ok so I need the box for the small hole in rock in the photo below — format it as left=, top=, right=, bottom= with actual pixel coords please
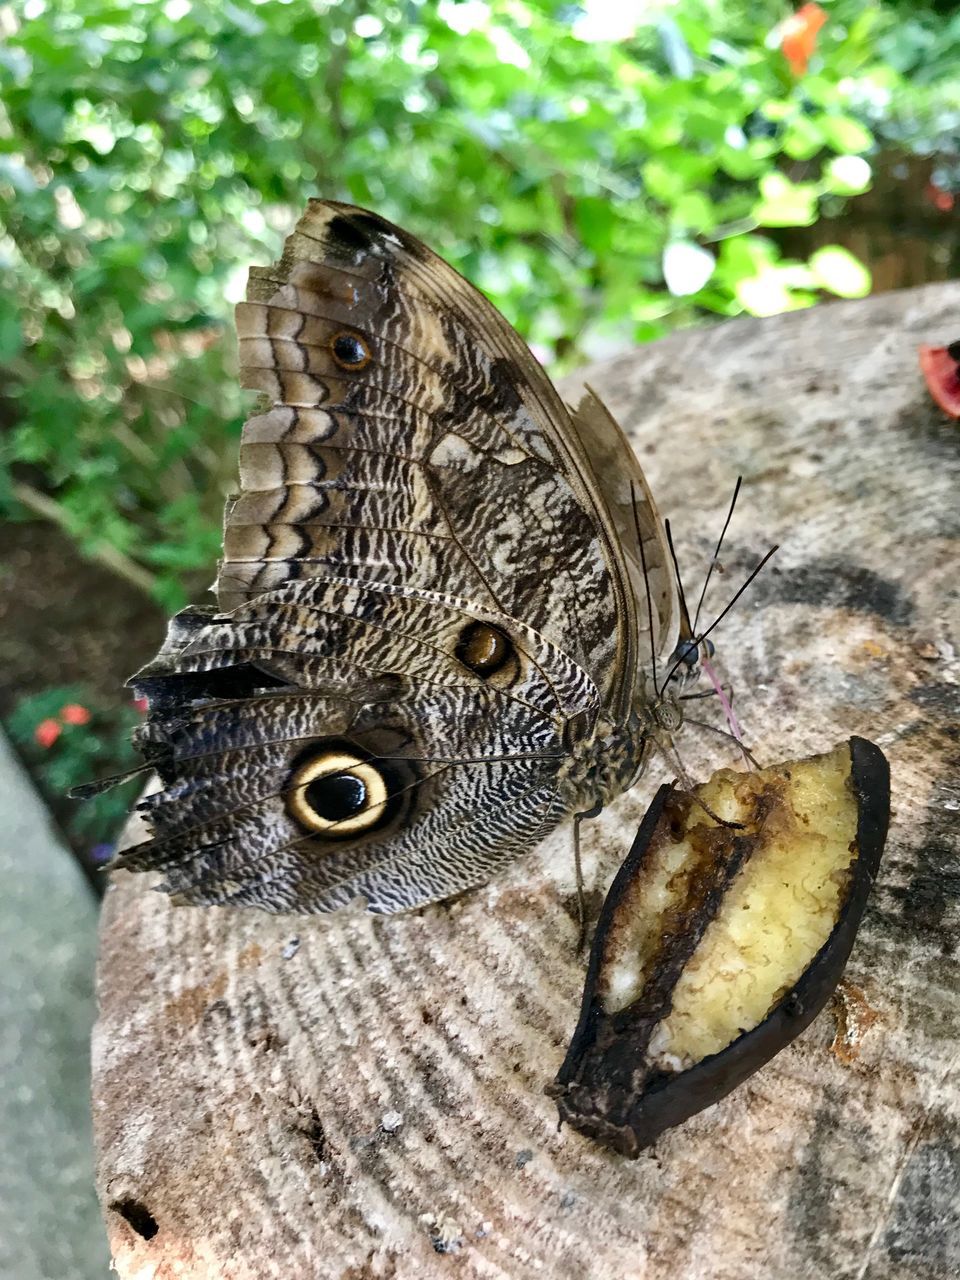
left=302, top=1106, right=328, bottom=1164
left=111, top=1198, right=159, bottom=1240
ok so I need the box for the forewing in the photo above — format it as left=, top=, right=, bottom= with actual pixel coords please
left=226, top=199, right=638, bottom=711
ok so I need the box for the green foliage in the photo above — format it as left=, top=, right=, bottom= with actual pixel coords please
left=4, top=685, right=143, bottom=855
left=0, top=0, right=940, bottom=604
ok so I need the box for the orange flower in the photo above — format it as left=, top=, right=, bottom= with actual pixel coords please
left=781, top=3, right=827, bottom=77
left=35, top=718, right=62, bottom=748
left=60, top=703, right=92, bottom=725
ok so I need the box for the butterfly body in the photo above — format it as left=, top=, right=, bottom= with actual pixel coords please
left=558, top=711, right=652, bottom=815
left=117, top=201, right=686, bottom=915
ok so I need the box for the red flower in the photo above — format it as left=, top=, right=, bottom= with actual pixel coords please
left=926, top=182, right=955, bottom=213
left=60, top=703, right=92, bottom=725
left=35, top=718, right=62, bottom=748
left=780, top=3, right=827, bottom=77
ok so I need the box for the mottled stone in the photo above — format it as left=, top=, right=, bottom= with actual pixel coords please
left=0, top=733, right=110, bottom=1279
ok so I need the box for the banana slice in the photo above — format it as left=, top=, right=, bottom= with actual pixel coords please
left=551, top=737, right=890, bottom=1156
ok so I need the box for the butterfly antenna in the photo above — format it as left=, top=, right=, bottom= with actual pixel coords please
left=661, top=542, right=778, bottom=692
left=695, top=543, right=778, bottom=648
left=692, top=475, right=742, bottom=639
left=664, top=516, right=698, bottom=696
left=631, top=480, right=659, bottom=695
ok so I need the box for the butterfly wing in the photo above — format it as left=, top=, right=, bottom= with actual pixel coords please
left=121, top=579, right=595, bottom=912
left=225, top=199, right=662, bottom=716
left=567, top=388, right=679, bottom=674
left=122, top=201, right=671, bottom=912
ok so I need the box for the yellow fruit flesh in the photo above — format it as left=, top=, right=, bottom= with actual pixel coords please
left=602, top=745, right=859, bottom=1070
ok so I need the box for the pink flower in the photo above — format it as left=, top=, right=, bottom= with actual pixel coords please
left=133, top=696, right=148, bottom=714
left=60, top=703, right=92, bottom=726
left=35, top=718, right=62, bottom=748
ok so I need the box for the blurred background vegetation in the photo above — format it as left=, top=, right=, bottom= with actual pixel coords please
left=1, top=0, right=959, bottom=869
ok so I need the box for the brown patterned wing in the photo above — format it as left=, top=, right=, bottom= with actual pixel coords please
left=120, top=201, right=674, bottom=913
left=225, top=199, right=648, bottom=717
left=121, top=579, right=597, bottom=913
left=568, top=388, right=679, bottom=669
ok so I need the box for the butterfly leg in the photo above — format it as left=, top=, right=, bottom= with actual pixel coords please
left=679, top=678, right=760, bottom=769
left=659, top=731, right=745, bottom=829
left=678, top=683, right=734, bottom=703
left=573, top=803, right=602, bottom=953
left=682, top=715, right=762, bottom=770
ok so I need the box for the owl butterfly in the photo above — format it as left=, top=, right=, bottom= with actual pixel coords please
left=116, top=200, right=720, bottom=914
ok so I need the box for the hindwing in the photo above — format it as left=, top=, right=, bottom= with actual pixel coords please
left=121, top=579, right=597, bottom=912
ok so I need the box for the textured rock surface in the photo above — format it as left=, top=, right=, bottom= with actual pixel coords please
left=0, top=732, right=110, bottom=1280
left=94, top=283, right=960, bottom=1279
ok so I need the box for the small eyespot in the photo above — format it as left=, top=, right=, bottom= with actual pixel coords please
left=455, top=621, right=514, bottom=679
left=288, top=747, right=389, bottom=838
left=330, top=330, right=372, bottom=370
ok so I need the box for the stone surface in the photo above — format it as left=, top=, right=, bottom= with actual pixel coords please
left=93, top=283, right=960, bottom=1279
left=0, top=732, right=110, bottom=1279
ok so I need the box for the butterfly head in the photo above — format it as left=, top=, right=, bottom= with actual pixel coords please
left=635, top=670, right=684, bottom=735
left=667, top=635, right=716, bottom=686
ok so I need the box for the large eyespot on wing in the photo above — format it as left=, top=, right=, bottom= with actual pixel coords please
left=223, top=199, right=647, bottom=718
left=117, top=577, right=601, bottom=913
left=117, top=686, right=568, bottom=915
left=286, top=739, right=404, bottom=839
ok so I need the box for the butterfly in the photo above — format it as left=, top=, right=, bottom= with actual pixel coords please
left=113, top=199, right=714, bottom=915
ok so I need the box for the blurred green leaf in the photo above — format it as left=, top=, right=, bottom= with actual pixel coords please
left=823, top=154, right=873, bottom=196
left=0, top=0, right=943, bottom=606
left=819, top=114, right=874, bottom=154
left=0, top=303, right=23, bottom=360
left=809, top=245, right=873, bottom=298
left=753, top=173, right=820, bottom=226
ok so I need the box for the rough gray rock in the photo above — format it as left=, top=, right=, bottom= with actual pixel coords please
left=0, top=733, right=110, bottom=1279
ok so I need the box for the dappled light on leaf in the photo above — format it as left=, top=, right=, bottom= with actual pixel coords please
left=809, top=246, right=872, bottom=298
left=662, top=242, right=715, bottom=297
